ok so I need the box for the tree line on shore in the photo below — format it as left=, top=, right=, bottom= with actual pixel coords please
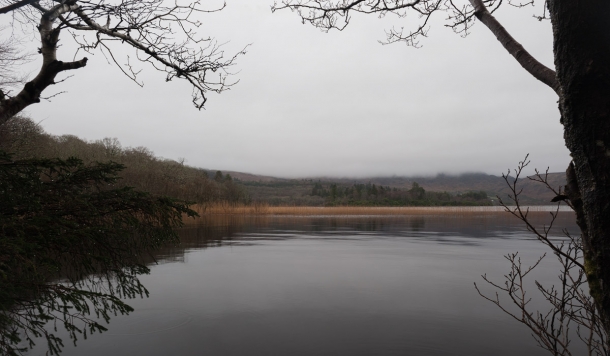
left=310, top=182, right=491, bottom=206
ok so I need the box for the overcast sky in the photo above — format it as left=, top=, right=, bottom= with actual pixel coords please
left=20, top=0, right=569, bottom=178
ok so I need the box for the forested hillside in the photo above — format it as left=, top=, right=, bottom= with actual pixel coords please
left=1, top=116, right=564, bottom=207
left=0, top=117, right=248, bottom=206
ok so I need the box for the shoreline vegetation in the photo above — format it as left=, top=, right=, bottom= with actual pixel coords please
left=1, top=117, right=564, bottom=210
left=191, top=203, right=573, bottom=216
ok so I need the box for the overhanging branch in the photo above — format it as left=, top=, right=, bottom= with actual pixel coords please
left=0, top=2, right=88, bottom=124
left=469, top=0, right=560, bottom=94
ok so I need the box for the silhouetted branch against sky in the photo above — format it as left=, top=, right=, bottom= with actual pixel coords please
left=0, top=0, right=248, bottom=123
left=2, top=0, right=568, bottom=177
left=272, top=0, right=558, bottom=92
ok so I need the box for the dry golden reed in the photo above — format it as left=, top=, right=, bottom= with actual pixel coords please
left=191, top=202, right=570, bottom=216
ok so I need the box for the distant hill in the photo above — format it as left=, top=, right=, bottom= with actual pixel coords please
left=358, top=172, right=566, bottom=205
left=224, top=171, right=566, bottom=206
left=1, top=116, right=564, bottom=207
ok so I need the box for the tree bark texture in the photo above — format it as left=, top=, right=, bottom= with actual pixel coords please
left=548, top=0, right=610, bottom=335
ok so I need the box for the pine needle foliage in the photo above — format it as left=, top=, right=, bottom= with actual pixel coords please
left=0, top=151, right=197, bottom=355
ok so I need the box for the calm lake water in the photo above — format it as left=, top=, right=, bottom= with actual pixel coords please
left=27, top=210, right=579, bottom=356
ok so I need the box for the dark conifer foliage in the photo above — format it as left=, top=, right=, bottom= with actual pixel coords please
left=0, top=151, right=197, bottom=355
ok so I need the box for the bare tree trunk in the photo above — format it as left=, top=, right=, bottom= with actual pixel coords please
left=0, top=3, right=87, bottom=125
left=548, top=0, right=610, bottom=337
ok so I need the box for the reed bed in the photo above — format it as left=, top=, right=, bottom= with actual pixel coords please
left=191, top=203, right=572, bottom=216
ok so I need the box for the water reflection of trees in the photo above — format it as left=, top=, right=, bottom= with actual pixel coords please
left=5, top=211, right=577, bottom=355
left=153, top=212, right=579, bottom=264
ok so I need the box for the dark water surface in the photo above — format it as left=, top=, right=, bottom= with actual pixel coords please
left=27, top=211, right=579, bottom=356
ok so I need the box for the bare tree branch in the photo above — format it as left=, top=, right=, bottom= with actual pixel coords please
left=468, top=0, right=559, bottom=93
left=0, top=0, right=247, bottom=124
left=496, top=155, right=584, bottom=270
left=273, top=0, right=559, bottom=93
left=477, top=156, right=609, bottom=355
left=0, top=2, right=87, bottom=124
left=0, top=34, right=31, bottom=93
